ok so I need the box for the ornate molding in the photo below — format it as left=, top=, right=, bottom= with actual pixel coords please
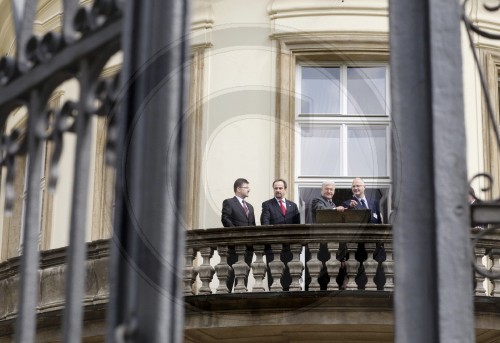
left=267, top=0, right=388, bottom=20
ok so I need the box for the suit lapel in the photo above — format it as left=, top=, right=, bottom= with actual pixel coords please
left=233, top=196, right=247, bottom=217
left=270, top=199, right=283, bottom=217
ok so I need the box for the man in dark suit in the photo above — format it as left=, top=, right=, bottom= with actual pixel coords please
left=343, top=177, right=382, bottom=224
left=311, top=180, right=347, bottom=289
left=311, top=180, right=346, bottom=223
left=343, top=178, right=384, bottom=290
left=260, top=179, right=299, bottom=290
left=221, top=178, right=256, bottom=291
left=221, top=178, right=256, bottom=227
left=261, top=179, right=300, bottom=225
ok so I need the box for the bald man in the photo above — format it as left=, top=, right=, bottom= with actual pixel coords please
left=343, top=177, right=382, bottom=224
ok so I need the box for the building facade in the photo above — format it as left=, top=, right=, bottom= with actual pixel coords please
left=0, top=0, right=500, bottom=341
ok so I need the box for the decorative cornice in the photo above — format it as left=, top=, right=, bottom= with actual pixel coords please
left=268, top=0, right=388, bottom=20
left=191, top=0, right=214, bottom=31
left=271, top=31, right=388, bottom=45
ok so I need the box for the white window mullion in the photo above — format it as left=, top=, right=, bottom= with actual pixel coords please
left=341, top=124, right=348, bottom=176
left=296, top=123, right=303, bottom=177
left=341, top=66, right=348, bottom=114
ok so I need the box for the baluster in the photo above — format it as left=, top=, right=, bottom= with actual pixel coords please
left=198, top=247, right=214, bottom=295
left=474, top=247, right=487, bottom=296
left=215, top=246, right=232, bottom=294
left=354, top=243, right=368, bottom=289
left=288, top=243, right=304, bottom=291
left=345, top=242, right=358, bottom=290
left=184, top=248, right=197, bottom=295
left=364, top=243, right=378, bottom=291
left=325, top=242, right=341, bottom=290
left=490, top=251, right=500, bottom=297
left=233, top=245, right=250, bottom=293
left=373, top=243, right=387, bottom=290
left=485, top=253, right=494, bottom=296
left=251, top=244, right=267, bottom=292
left=383, top=243, right=394, bottom=291
left=268, top=244, right=285, bottom=292
left=306, top=242, right=322, bottom=291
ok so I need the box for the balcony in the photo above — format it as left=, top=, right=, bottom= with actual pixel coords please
left=0, top=224, right=500, bottom=342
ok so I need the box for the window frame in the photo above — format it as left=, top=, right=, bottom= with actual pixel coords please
left=272, top=34, right=391, bottom=204
left=295, top=62, right=391, bottom=181
left=296, top=62, right=391, bottom=117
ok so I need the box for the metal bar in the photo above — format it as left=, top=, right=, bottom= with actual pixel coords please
left=429, top=0, right=475, bottom=341
left=62, top=0, right=80, bottom=44
left=107, top=0, right=190, bottom=341
left=61, top=59, right=94, bottom=342
left=14, top=90, right=44, bottom=343
left=11, top=0, right=37, bottom=71
left=0, top=20, right=122, bottom=109
left=389, top=0, right=474, bottom=342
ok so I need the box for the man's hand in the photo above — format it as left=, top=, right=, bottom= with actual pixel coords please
left=336, top=206, right=346, bottom=212
left=348, top=200, right=358, bottom=208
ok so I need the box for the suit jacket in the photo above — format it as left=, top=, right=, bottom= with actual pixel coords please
left=260, top=198, right=300, bottom=225
left=342, top=196, right=382, bottom=224
left=221, top=196, right=256, bottom=227
left=311, top=196, right=337, bottom=223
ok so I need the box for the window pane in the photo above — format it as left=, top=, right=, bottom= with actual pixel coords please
left=300, top=125, right=340, bottom=175
left=301, top=67, right=340, bottom=114
left=347, top=126, right=387, bottom=176
left=347, top=67, right=386, bottom=115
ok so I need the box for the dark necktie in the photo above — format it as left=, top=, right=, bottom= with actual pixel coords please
left=242, top=200, right=249, bottom=217
left=280, top=200, right=286, bottom=216
left=328, top=199, right=334, bottom=208
left=360, top=199, right=367, bottom=208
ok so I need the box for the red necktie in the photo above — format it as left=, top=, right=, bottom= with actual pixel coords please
left=242, top=200, right=249, bottom=217
left=280, top=200, right=286, bottom=216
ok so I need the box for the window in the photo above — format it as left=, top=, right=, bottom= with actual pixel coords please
left=295, top=63, right=391, bottom=223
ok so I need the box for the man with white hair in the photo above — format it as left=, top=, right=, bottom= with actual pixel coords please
left=311, top=180, right=347, bottom=289
left=311, top=180, right=345, bottom=223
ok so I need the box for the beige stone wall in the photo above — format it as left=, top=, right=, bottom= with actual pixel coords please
left=189, top=0, right=392, bottom=229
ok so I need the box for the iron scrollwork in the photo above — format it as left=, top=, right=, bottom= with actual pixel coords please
left=0, top=128, right=26, bottom=214
left=0, top=0, right=122, bottom=211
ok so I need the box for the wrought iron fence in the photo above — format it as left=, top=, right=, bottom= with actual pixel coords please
left=0, top=0, right=190, bottom=342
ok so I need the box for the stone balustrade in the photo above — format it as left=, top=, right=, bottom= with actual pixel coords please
left=185, top=224, right=394, bottom=295
left=0, top=240, right=109, bottom=327
left=185, top=225, right=500, bottom=297
left=471, top=227, right=500, bottom=296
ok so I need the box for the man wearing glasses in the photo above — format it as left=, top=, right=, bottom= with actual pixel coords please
left=343, top=177, right=382, bottom=224
left=221, top=178, right=256, bottom=227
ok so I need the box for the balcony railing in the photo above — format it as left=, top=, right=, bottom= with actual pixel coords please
left=184, top=224, right=500, bottom=296
left=185, top=224, right=393, bottom=295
